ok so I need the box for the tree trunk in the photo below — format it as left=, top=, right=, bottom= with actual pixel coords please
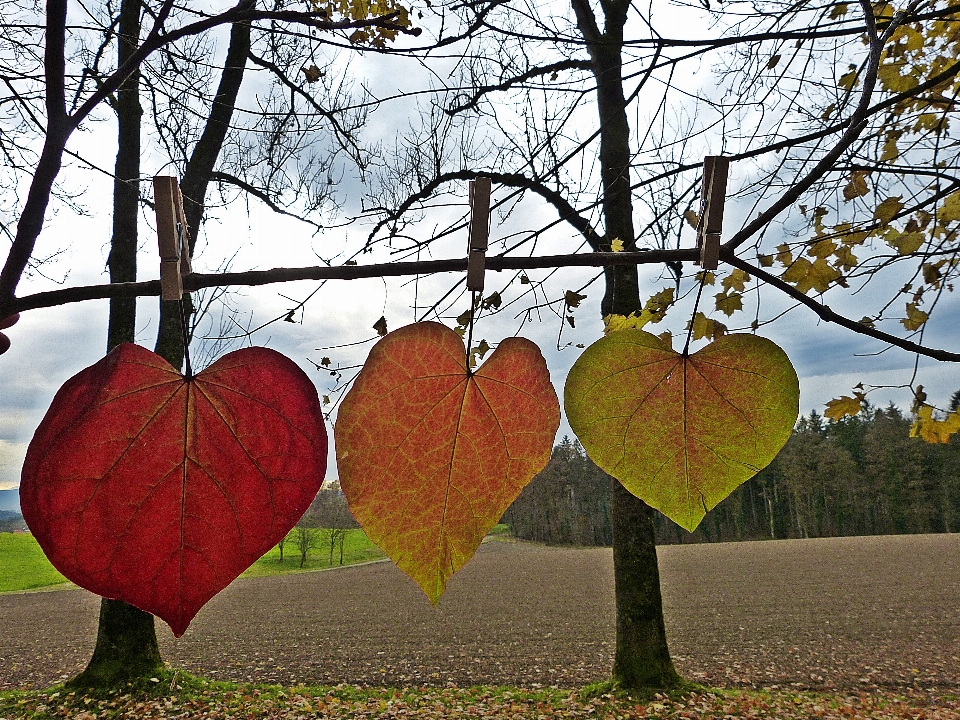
left=154, top=0, right=254, bottom=364
left=69, top=600, right=163, bottom=688
left=105, top=0, right=142, bottom=351
left=611, top=481, right=682, bottom=687
left=71, top=0, right=165, bottom=689
left=570, top=0, right=681, bottom=690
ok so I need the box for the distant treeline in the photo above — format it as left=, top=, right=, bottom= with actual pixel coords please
left=0, top=510, right=26, bottom=533
left=503, top=401, right=960, bottom=546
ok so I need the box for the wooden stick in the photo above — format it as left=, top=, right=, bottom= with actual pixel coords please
left=466, top=177, right=492, bottom=292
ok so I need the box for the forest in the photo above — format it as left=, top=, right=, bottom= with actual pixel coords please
left=504, top=392, right=960, bottom=546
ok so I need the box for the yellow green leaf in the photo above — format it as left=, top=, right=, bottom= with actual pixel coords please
left=939, top=191, right=960, bottom=223
left=829, top=3, right=848, bottom=18
left=824, top=395, right=863, bottom=420
left=838, top=68, right=859, bottom=90
left=911, top=405, right=960, bottom=444
left=833, top=245, right=859, bottom=271
left=886, top=229, right=924, bottom=255
left=610, top=238, right=625, bottom=252
left=721, top=268, right=751, bottom=292
left=775, top=243, right=793, bottom=265
left=564, top=331, right=799, bottom=531
left=874, top=196, right=904, bottom=224
left=715, top=291, right=743, bottom=317
left=843, top=171, right=870, bottom=200
left=808, top=239, right=838, bottom=259
left=880, top=131, right=901, bottom=162
left=688, top=312, right=727, bottom=341
left=901, top=302, right=929, bottom=331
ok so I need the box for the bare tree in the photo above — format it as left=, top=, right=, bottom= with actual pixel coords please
left=357, top=0, right=960, bottom=689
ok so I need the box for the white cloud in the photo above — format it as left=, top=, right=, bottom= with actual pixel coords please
left=0, top=439, right=27, bottom=490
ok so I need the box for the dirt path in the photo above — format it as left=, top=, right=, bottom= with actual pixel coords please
left=2, top=534, right=959, bottom=692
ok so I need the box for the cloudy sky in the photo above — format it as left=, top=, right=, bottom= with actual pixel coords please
left=2, top=6, right=958, bottom=493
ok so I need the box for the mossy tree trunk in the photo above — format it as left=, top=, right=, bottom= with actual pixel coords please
left=71, top=0, right=165, bottom=688
left=73, top=0, right=254, bottom=689
left=571, top=0, right=682, bottom=690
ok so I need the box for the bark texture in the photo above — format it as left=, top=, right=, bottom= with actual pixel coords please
left=73, top=0, right=164, bottom=688
left=572, top=0, right=681, bottom=690
left=68, top=600, right=163, bottom=688
left=154, top=0, right=254, bottom=366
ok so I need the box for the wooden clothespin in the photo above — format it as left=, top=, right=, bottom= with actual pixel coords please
left=153, top=176, right=192, bottom=300
left=466, top=177, right=492, bottom=292
left=696, top=155, right=729, bottom=271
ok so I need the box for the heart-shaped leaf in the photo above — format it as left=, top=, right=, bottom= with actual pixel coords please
left=20, top=343, right=327, bottom=636
left=564, top=330, right=798, bottom=532
left=335, top=322, right=560, bottom=603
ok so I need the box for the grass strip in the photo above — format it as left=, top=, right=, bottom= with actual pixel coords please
left=1, top=672, right=957, bottom=719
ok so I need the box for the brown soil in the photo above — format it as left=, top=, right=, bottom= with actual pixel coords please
left=2, top=534, right=959, bottom=692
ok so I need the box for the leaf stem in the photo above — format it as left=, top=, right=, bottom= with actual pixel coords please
left=682, top=273, right=708, bottom=358
left=179, top=299, right=193, bottom=380
left=465, top=291, right=477, bottom=375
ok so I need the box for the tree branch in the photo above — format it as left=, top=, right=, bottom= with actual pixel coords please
left=445, top=59, right=591, bottom=115
left=366, top=170, right=602, bottom=250
left=723, top=254, right=960, bottom=362
left=1, top=249, right=697, bottom=316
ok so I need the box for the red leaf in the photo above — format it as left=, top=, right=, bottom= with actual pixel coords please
left=20, top=343, right=327, bottom=636
left=335, top=322, right=559, bottom=603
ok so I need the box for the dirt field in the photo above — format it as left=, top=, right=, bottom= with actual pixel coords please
left=2, top=534, right=959, bottom=692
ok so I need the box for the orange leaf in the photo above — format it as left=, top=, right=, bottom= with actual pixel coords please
left=335, top=322, right=560, bottom=602
left=564, top=331, right=798, bottom=531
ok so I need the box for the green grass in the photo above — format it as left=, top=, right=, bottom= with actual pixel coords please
left=240, top=528, right=386, bottom=578
left=1, top=672, right=955, bottom=719
left=0, top=532, right=68, bottom=593
left=0, top=524, right=512, bottom=593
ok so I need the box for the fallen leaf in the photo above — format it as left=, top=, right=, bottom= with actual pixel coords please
left=20, top=343, right=327, bottom=636
left=335, top=322, right=559, bottom=602
left=564, top=331, right=798, bottom=531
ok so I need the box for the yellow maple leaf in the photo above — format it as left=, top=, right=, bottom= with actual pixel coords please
left=784, top=257, right=839, bottom=294
left=911, top=405, right=960, bottom=444
left=807, top=239, right=838, bottom=259
left=838, top=68, right=859, bottom=90
left=938, top=191, right=960, bottom=224
left=901, top=302, right=929, bottom=331
left=721, top=268, right=751, bottom=292
left=610, top=238, right=625, bottom=252
left=886, top=229, right=924, bottom=255
left=684, top=210, right=700, bottom=229
left=714, top=291, right=743, bottom=317
left=775, top=243, right=793, bottom=265
left=642, top=287, right=675, bottom=322
left=688, top=312, right=727, bottom=341
left=923, top=260, right=946, bottom=285
left=874, top=196, right=904, bottom=224
left=833, top=245, right=859, bottom=271
left=825, top=395, right=864, bottom=420
left=842, top=171, right=870, bottom=201
left=829, top=2, right=848, bottom=18
left=880, top=131, right=901, bottom=162
left=781, top=257, right=812, bottom=286
left=878, top=62, right=918, bottom=93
